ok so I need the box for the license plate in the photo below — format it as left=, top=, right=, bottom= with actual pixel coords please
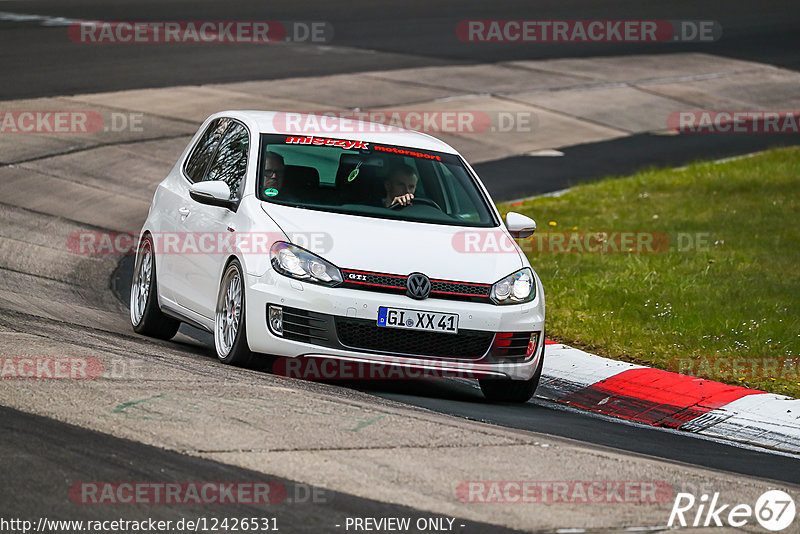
left=377, top=306, right=459, bottom=334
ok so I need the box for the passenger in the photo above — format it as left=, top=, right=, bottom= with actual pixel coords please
left=382, top=165, right=418, bottom=207
left=262, top=151, right=286, bottom=191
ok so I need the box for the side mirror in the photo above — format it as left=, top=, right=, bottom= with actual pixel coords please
left=505, top=212, right=536, bottom=238
left=189, top=181, right=236, bottom=210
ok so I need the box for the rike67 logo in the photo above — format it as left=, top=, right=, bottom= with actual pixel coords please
left=669, top=490, right=796, bottom=531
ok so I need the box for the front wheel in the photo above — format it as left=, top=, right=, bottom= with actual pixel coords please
left=214, top=259, right=253, bottom=366
left=479, top=341, right=544, bottom=403
left=130, top=235, right=180, bottom=340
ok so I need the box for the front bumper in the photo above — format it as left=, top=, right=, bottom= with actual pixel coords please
left=243, top=270, right=545, bottom=380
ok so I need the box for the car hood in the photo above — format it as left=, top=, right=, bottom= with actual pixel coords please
left=261, top=203, right=524, bottom=284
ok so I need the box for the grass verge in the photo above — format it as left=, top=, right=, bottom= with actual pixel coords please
left=499, top=147, right=800, bottom=397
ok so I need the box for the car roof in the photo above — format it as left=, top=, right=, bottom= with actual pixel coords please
left=216, top=110, right=461, bottom=155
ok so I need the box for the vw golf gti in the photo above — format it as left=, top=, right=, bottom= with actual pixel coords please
left=130, top=111, right=545, bottom=402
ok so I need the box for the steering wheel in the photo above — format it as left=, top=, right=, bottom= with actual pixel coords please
left=390, top=197, right=443, bottom=211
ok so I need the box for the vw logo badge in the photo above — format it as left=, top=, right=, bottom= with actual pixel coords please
left=406, top=272, right=431, bottom=300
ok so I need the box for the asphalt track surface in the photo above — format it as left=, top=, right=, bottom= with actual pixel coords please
left=0, top=0, right=798, bottom=99
left=2, top=0, right=800, bottom=529
left=0, top=406, right=522, bottom=533
left=475, top=131, right=800, bottom=200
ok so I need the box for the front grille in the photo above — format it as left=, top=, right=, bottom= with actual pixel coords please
left=281, top=307, right=332, bottom=343
left=430, top=280, right=491, bottom=298
left=340, top=268, right=492, bottom=303
left=335, top=317, right=494, bottom=358
left=344, top=271, right=406, bottom=289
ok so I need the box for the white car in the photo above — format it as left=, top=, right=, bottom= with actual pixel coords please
left=130, top=111, right=545, bottom=402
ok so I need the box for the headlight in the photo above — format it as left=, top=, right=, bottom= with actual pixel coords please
left=491, top=267, right=535, bottom=304
left=270, top=242, right=342, bottom=287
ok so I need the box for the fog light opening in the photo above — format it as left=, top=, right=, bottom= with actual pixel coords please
left=268, top=305, right=283, bottom=336
left=526, top=332, right=539, bottom=359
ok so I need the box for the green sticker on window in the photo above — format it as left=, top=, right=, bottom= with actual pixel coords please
left=264, top=188, right=278, bottom=197
left=347, top=168, right=359, bottom=182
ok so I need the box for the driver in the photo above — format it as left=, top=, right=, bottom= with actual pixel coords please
left=383, top=165, right=418, bottom=207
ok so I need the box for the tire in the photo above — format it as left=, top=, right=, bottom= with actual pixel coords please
left=479, top=338, right=545, bottom=403
left=214, top=259, right=253, bottom=366
left=130, top=235, right=181, bottom=340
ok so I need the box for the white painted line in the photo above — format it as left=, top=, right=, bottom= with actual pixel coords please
left=504, top=188, right=570, bottom=205
left=0, top=11, right=83, bottom=26
left=674, top=150, right=767, bottom=171
left=527, top=149, right=564, bottom=157
left=709, top=152, right=765, bottom=165
left=433, top=93, right=493, bottom=103
left=650, top=129, right=680, bottom=136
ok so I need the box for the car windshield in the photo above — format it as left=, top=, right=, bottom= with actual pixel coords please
left=256, top=133, right=497, bottom=227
